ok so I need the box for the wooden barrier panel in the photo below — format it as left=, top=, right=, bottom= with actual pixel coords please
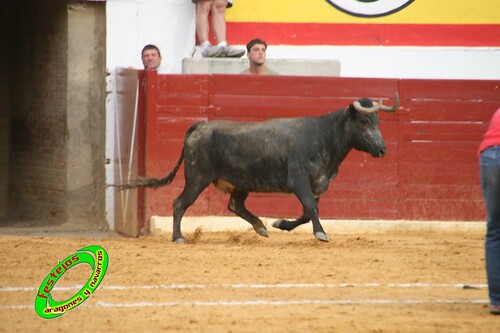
left=137, top=72, right=499, bottom=229
left=398, top=79, right=499, bottom=220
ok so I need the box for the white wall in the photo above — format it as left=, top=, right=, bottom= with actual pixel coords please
left=265, top=46, right=500, bottom=80
left=105, top=0, right=500, bottom=79
left=106, top=0, right=196, bottom=73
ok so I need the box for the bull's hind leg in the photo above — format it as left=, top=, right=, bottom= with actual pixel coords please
left=272, top=198, right=319, bottom=232
left=228, top=190, right=268, bottom=237
left=172, top=178, right=211, bottom=244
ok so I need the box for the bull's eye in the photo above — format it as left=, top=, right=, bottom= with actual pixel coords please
left=361, top=119, right=370, bottom=127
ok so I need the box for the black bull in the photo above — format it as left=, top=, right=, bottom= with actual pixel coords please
left=115, top=95, right=399, bottom=243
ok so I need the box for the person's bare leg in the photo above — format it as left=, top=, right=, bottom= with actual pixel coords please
left=196, top=1, right=211, bottom=44
left=211, top=0, right=227, bottom=44
left=196, top=0, right=225, bottom=57
left=210, top=0, right=244, bottom=57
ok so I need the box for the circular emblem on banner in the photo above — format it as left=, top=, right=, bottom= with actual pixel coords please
left=34, top=245, right=109, bottom=319
left=325, top=0, right=414, bottom=17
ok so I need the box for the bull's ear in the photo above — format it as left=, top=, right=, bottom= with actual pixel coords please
left=347, top=104, right=357, bottom=117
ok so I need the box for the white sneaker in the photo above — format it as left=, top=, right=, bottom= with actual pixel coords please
left=221, top=46, right=245, bottom=58
left=202, top=45, right=226, bottom=58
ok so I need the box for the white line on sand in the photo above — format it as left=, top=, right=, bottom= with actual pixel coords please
left=0, top=298, right=489, bottom=310
left=0, top=282, right=487, bottom=292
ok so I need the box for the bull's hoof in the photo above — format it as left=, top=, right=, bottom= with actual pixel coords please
left=272, top=219, right=289, bottom=231
left=173, top=237, right=185, bottom=244
left=314, top=232, right=329, bottom=242
left=253, top=224, right=269, bottom=237
left=257, top=226, right=269, bottom=238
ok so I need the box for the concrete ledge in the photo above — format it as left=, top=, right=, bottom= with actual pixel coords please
left=182, top=58, right=341, bottom=77
left=150, top=216, right=484, bottom=235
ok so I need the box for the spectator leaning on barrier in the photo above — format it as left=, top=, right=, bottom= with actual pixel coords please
left=241, top=38, right=279, bottom=75
left=192, top=0, right=245, bottom=58
left=478, top=107, right=500, bottom=315
left=141, top=44, right=162, bottom=71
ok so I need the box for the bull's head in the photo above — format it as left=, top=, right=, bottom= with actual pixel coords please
left=348, top=93, right=399, bottom=157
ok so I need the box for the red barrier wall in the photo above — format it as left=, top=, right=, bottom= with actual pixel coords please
left=138, top=71, right=499, bottom=230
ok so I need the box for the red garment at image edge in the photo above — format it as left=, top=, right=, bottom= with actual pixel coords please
left=479, top=108, right=500, bottom=156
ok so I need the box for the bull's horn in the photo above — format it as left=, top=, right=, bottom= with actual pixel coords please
left=379, top=93, right=399, bottom=113
left=353, top=98, right=381, bottom=114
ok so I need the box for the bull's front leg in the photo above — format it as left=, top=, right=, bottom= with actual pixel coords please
left=287, top=174, right=329, bottom=242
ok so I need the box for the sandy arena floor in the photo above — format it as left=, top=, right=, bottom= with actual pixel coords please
left=0, top=222, right=498, bottom=333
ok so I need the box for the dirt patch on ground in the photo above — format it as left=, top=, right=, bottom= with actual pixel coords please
left=0, top=225, right=497, bottom=333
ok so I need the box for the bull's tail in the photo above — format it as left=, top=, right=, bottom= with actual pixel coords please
left=109, top=121, right=202, bottom=190
left=108, top=148, right=184, bottom=191
left=132, top=148, right=185, bottom=189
